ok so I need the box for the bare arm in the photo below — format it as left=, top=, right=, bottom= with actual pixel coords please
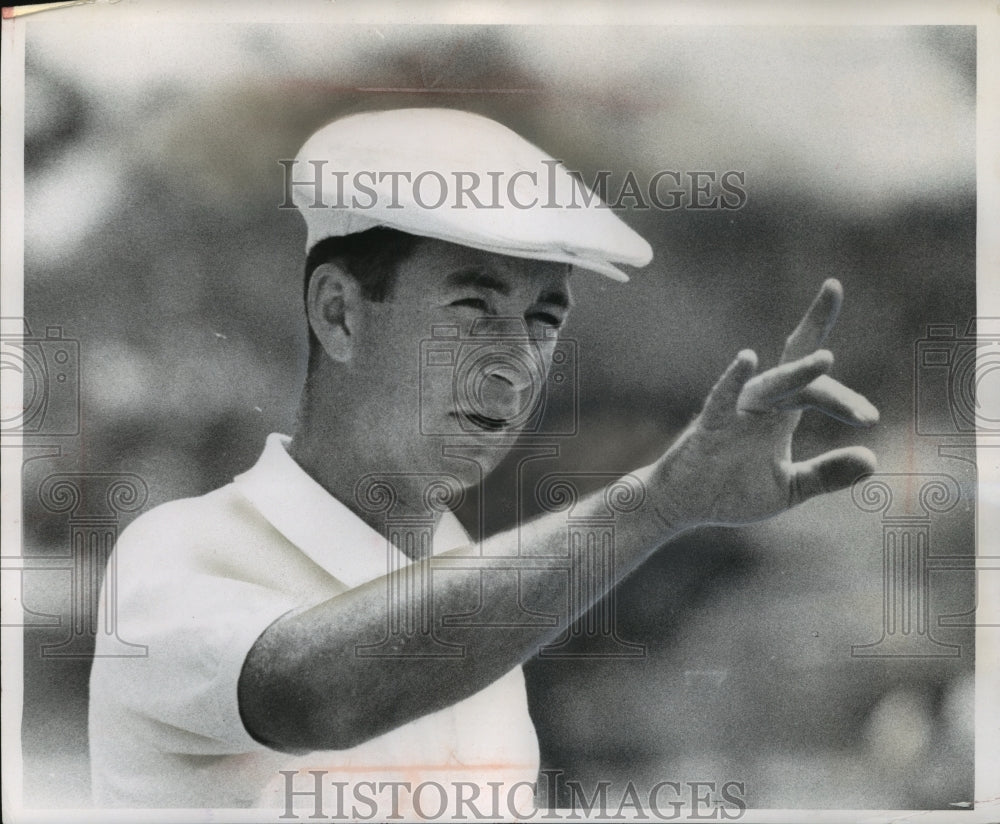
left=239, top=278, right=878, bottom=752
left=238, top=477, right=681, bottom=752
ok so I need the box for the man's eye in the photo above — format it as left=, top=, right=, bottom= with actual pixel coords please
left=448, top=298, right=490, bottom=312
left=527, top=311, right=564, bottom=329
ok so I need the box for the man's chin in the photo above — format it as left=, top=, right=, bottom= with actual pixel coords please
left=427, top=438, right=517, bottom=485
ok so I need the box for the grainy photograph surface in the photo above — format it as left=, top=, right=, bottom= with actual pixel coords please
left=1, top=2, right=997, bottom=822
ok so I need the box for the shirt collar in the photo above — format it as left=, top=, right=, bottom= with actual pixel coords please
left=233, top=433, right=470, bottom=589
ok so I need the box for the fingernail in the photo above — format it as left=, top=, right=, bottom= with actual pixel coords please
left=861, top=404, right=880, bottom=428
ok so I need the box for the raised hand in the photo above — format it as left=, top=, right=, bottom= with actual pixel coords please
left=652, top=279, right=878, bottom=529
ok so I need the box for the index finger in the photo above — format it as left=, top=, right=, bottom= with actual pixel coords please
left=780, top=278, right=843, bottom=364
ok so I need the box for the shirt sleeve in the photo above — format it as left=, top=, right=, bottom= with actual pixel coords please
left=93, top=499, right=304, bottom=755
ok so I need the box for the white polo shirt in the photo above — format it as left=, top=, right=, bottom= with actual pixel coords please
left=89, top=433, right=540, bottom=813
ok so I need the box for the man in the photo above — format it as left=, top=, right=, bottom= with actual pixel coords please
left=89, top=108, right=878, bottom=815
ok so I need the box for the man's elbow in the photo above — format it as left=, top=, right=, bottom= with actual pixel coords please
left=237, top=644, right=373, bottom=753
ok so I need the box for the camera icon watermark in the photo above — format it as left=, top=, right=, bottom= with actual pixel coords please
left=0, top=317, right=80, bottom=437
left=914, top=318, right=1000, bottom=437
left=419, top=317, right=577, bottom=437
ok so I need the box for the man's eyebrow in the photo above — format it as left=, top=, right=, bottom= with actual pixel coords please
left=444, top=268, right=511, bottom=295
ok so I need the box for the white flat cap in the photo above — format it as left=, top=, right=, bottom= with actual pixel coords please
left=289, top=108, right=652, bottom=282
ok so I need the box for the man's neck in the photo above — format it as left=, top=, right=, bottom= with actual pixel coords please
left=288, top=419, right=454, bottom=559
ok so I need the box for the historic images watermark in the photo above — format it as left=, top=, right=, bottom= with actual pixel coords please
left=914, top=318, right=1000, bottom=437
left=353, top=471, right=468, bottom=659
left=532, top=472, right=647, bottom=658
left=0, top=318, right=80, bottom=438
left=1, top=316, right=148, bottom=656
left=850, top=317, right=999, bottom=657
left=850, top=472, right=964, bottom=658
left=277, top=769, right=748, bottom=821
left=279, top=161, right=748, bottom=212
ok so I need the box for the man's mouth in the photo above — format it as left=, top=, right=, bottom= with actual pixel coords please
left=459, top=411, right=510, bottom=432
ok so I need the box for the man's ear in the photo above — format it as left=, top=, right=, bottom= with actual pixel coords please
left=306, top=261, right=364, bottom=363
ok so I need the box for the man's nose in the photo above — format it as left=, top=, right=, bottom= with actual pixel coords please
left=477, top=373, right=528, bottom=423
left=476, top=351, right=545, bottom=419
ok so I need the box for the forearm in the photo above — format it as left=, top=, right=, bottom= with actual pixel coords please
left=238, top=463, right=683, bottom=752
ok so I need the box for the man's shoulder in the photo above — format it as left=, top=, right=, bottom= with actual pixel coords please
left=114, top=479, right=276, bottom=562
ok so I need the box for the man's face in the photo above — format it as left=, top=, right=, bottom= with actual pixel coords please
left=349, top=237, right=573, bottom=487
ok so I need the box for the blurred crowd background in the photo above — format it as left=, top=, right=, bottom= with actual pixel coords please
left=16, top=9, right=976, bottom=811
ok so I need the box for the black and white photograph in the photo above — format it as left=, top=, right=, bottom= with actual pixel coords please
left=1, top=1, right=997, bottom=821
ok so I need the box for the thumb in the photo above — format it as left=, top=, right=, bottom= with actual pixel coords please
left=788, top=446, right=877, bottom=505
